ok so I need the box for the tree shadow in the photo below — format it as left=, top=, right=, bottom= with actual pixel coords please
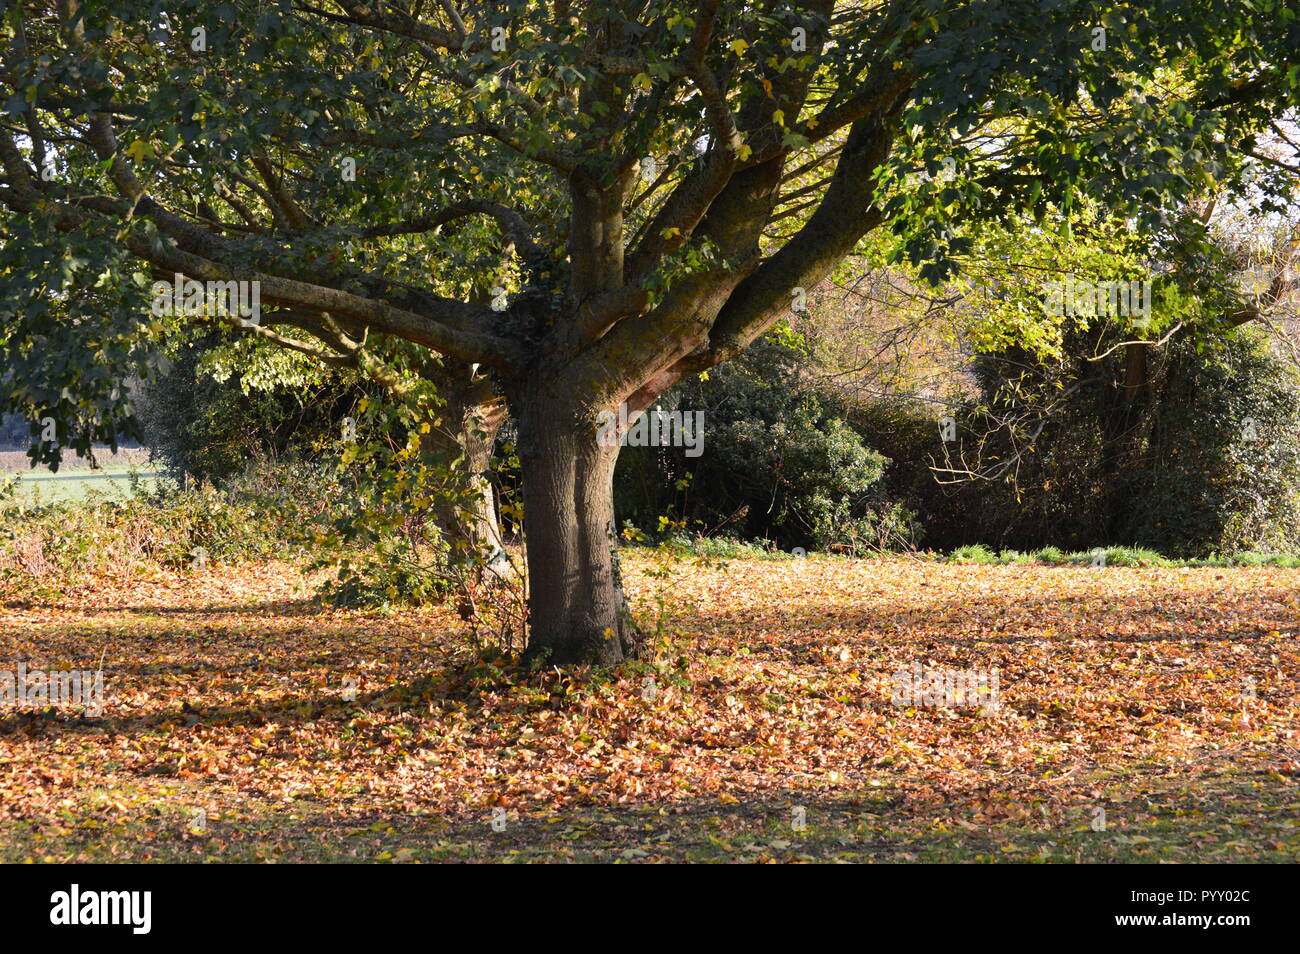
left=0, top=597, right=327, bottom=617
left=12, top=762, right=1293, bottom=862
left=3, top=578, right=1290, bottom=743
left=663, top=589, right=1292, bottom=652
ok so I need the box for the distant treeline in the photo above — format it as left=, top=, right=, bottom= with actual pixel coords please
left=0, top=412, right=28, bottom=450
left=0, top=412, right=140, bottom=454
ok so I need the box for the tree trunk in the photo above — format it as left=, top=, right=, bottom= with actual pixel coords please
left=1122, top=342, right=1148, bottom=405
left=516, top=392, right=643, bottom=666
left=417, top=387, right=516, bottom=599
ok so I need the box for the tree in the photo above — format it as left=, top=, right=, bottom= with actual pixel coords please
left=2, top=0, right=1296, bottom=663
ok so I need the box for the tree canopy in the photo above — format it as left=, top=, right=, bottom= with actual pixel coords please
left=2, top=0, right=1297, bottom=662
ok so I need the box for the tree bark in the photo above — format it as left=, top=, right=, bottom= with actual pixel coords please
left=516, top=391, right=643, bottom=666
left=418, top=383, right=514, bottom=592
left=1122, top=341, right=1148, bottom=405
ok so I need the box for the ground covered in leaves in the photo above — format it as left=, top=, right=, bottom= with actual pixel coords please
left=1, top=554, right=1296, bottom=863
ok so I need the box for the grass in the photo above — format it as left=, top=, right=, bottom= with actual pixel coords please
left=0, top=447, right=160, bottom=506
left=1, top=767, right=1293, bottom=863
left=3, top=466, right=163, bottom=506
left=945, top=543, right=1300, bottom=569
left=649, top=535, right=1300, bottom=569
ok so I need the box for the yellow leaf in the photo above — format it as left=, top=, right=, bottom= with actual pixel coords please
left=729, top=39, right=749, bottom=56
left=124, top=140, right=153, bottom=162
left=735, top=143, right=752, bottom=162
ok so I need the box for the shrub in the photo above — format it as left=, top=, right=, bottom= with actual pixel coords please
left=137, top=332, right=365, bottom=482
left=616, top=337, right=921, bottom=553
left=0, top=455, right=356, bottom=595
left=948, top=544, right=997, bottom=564
left=860, top=327, right=1300, bottom=558
left=1113, top=332, right=1300, bottom=555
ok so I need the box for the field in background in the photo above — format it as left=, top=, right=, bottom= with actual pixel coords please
left=1, top=448, right=161, bottom=505
left=0, top=555, right=1295, bottom=862
left=0, top=448, right=153, bottom=472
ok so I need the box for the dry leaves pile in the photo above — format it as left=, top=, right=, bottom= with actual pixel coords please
left=0, top=554, right=1296, bottom=862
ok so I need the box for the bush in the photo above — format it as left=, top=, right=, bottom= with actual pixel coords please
left=1113, top=332, right=1300, bottom=555
left=858, top=327, right=1300, bottom=558
left=1, top=485, right=270, bottom=593
left=0, top=456, right=356, bottom=595
left=948, top=543, right=997, bottom=564
left=137, top=332, right=365, bottom=482
left=615, top=336, right=921, bottom=553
